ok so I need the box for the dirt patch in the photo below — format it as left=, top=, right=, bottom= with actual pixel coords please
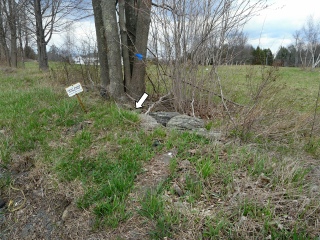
left=0, top=154, right=114, bottom=240
left=0, top=148, right=178, bottom=240
left=107, top=149, right=177, bottom=239
left=1, top=144, right=320, bottom=239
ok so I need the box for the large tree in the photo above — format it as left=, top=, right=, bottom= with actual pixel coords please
left=92, top=0, right=109, bottom=97
left=302, top=16, right=320, bottom=69
left=93, top=0, right=269, bottom=108
left=0, top=1, right=10, bottom=65
left=0, top=0, right=18, bottom=67
left=25, top=0, right=86, bottom=71
left=93, top=0, right=152, bottom=101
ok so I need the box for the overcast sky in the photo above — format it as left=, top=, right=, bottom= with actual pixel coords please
left=245, top=0, right=320, bottom=54
left=50, top=0, right=320, bottom=56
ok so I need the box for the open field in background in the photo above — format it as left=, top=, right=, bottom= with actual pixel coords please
left=0, top=63, right=319, bottom=239
left=146, top=64, right=320, bottom=154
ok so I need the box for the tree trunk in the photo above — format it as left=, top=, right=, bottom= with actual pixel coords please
left=125, top=0, right=137, bottom=75
left=92, top=0, right=110, bottom=97
left=127, top=0, right=152, bottom=99
left=17, top=12, right=24, bottom=67
left=0, top=1, right=10, bottom=66
left=34, top=0, right=49, bottom=71
left=8, top=0, right=17, bottom=68
left=119, top=0, right=131, bottom=91
left=100, top=0, right=124, bottom=99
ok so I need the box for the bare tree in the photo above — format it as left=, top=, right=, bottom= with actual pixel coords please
left=126, top=0, right=152, bottom=99
left=302, top=16, right=320, bottom=69
left=293, top=30, right=303, bottom=67
left=150, top=0, right=269, bottom=112
left=92, top=0, right=152, bottom=101
left=92, top=0, right=109, bottom=96
left=1, top=0, right=18, bottom=67
left=0, top=1, right=10, bottom=65
left=91, top=0, right=268, bottom=105
left=100, top=0, right=125, bottom=99
left=24, top=0, right=87, bottom=71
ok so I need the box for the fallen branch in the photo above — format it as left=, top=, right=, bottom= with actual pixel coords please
left=145, top=92, right=172, bottom=115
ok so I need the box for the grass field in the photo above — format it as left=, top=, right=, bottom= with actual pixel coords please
left=0, top=63, right=319, bottom=239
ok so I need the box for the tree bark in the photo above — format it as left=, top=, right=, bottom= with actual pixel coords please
left=92, top=0, right=110, bottom=97
left=118, top=0, right=131, bottom=91
left=0, top=1, right=10, bottom=66
left=125, top=0, right=137, bottom=75
left=100, top=0, right=124, bottom=99
left=8, top=0, right=17, bottom=67
left=34, top=0, right=49, bottom=71
left=127, top=0, right=152, bottom=99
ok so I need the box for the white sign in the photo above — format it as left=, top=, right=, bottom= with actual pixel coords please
left=66, top=83, right=83, bottom=97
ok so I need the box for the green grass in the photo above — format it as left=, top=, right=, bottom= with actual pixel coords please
left=0, top=63, right=319, bottom=239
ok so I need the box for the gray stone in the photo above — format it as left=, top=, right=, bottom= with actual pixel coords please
left=172, top=183, right=184, bottom=196
left=139, top=114, right=161, bottom=131
left=0, top=198, right=5, bottom=208
left=310, top=185, right=319, bottom=197
left=179, top=160, right=191, bottom=170
left=61, top=204, right=72, bottom=221
left=167, top=115, right=205, bottom=130
left=149, top=112, right=180, bottom=126
left=157, top=151, right=175, bottom=165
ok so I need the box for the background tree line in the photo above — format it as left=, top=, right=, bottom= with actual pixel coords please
left=0, top=0, right=272, bottom=105
left=0, top=0, right=88, bottom=70
left=274, top=15, right=320, bottom=69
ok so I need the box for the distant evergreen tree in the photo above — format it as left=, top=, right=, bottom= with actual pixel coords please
left=264, top=48, right=274, bottom=66
left=275, top=46, right=290, bottom=66
left=287, top=45, right=297, bottom=67
left=252, top=47, right=274, bottom=65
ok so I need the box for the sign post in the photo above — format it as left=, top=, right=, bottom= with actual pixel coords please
left=65, top=83, right=87, bottom=113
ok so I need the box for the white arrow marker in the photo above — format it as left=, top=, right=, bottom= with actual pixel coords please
left=135, top=93, right=149, bottom=108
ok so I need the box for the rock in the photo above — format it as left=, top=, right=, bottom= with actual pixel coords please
left=149, top=112, right=180, bottom=126
left=167, top=115, right=205, bottom=130
left=193, top=128, right=222, bottom=141
left=139, top=114, right=161, bottom=131
left=61, top=204, right=72, bottom=221
left=310, top=185, right=319, bottom=193
left=0, top=198, right=5, bottom=208
left=179, top=160, right=191, bottom=170
left=152, top=140, right=161, bottom=147
left=157, top=151, right=176, bottom=165
left=172, top=183, right=184, bottom=196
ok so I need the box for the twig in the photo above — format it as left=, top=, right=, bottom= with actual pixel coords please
left=145, top=92, right=172, bottom=115
left=180, top=79, right=245, bottom=107
left=191, top=91, right=195, bottom=117
left=8, top=182, right=26, bottom=212
left=214, top=67, right=237, bottom=127
left=87, top=69, right=95, bottom=87
left=125, top=92, right=136, bottom=102
left=151, top=2, right=175, bottom=12
left=309, top=78, right=320, bottom=142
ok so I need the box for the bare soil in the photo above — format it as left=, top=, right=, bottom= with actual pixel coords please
left=1, top=145, right=320, bottom=239
left=0, top=149, right=178, bottom=240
